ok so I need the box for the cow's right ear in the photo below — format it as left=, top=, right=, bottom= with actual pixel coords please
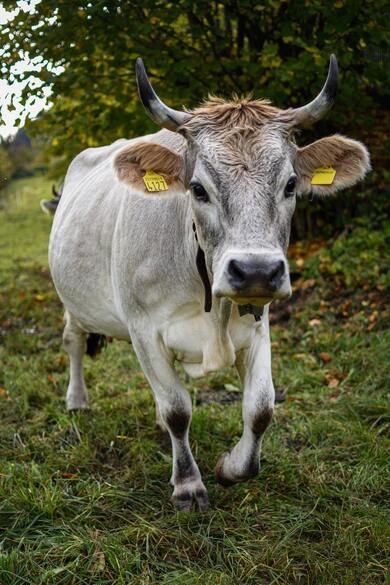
left=295, top=134, right=371, bottom=196
left=113, top=141, right=184, bottom=194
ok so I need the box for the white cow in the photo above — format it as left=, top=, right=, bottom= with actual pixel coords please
left=48, top=56, right=370, bottom=510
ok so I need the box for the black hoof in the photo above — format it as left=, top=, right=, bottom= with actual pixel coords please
left=171, top=487, right=209, bottom=512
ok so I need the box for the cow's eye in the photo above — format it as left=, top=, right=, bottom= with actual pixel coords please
left=190, top=183, right=209, bottom=203
left=285, top=175, right=297, bottom=198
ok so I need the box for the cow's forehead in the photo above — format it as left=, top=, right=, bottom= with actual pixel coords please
left=193, top=125, right=292, bottom=188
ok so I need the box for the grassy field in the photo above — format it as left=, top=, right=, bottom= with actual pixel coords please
left=0, top=176, right=389, bottom=584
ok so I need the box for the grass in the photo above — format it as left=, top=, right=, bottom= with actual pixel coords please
left=0, top=176, right=389, bottom=584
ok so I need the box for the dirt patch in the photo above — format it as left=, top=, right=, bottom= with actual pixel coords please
left=195, top=387, right=286, bottom=405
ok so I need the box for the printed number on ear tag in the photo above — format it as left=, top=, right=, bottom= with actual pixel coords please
left=311, top=166, right=336, bottom=186
left=143, top=170, right=168, bottom=192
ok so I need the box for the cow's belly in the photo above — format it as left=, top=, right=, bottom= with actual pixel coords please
left=161, top=303, right=255, bottom=378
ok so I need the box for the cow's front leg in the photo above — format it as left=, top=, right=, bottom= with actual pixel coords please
left=130, top=325, right=208, bottom=511
left=216, top=306, right=274, bottom=486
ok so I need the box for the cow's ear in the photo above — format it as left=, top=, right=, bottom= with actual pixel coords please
left=295, top=134, right=371, bottom=196
left=113, top=141, right=184, bottom=194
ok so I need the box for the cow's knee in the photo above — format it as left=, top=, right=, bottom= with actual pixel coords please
left=165, top=407, right=191, bottom=439
left=250, top=405, right=273, bottom=438
left=63, top=323, right=87, bottom=356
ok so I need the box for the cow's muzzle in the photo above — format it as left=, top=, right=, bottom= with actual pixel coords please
left=213, top=252, right=291, bottom=305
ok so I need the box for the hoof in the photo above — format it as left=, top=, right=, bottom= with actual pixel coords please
left=215, top=452, right=259, bottom=487
left=171, top=481, right=209, bottom=512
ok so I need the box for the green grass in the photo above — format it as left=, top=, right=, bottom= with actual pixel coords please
left=0, top=177, right=389, bottom=584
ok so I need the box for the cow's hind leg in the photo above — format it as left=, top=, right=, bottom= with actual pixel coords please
left=215, top=306, right=274, bottom=485
left=63, top=311, right=89, bottom=411
left=130, top=322, right=208, bottom=511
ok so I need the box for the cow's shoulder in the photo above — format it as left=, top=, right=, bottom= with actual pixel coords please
left=65, top=139, right=130, bottom=183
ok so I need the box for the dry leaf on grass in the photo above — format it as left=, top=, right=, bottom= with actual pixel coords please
left=327, top=378, right=340, bottom=388
left=319, top=352, right=332, bottom=364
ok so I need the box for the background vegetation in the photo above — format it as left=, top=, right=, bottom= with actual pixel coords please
left=1, top=0, right=389, bottom=234
left=0, top=0, right=389, bottom=583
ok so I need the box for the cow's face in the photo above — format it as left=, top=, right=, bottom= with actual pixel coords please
left=185, top=122, right=296, bottom=304
left=181, top=110, right=369, bottom=304
left=115, top=57, right=370, bottom=306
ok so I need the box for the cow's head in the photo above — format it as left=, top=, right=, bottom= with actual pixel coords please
left=115, top=56, right=370, bottom=306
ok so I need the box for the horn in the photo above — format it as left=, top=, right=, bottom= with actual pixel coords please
left=289, top=54, right=338, bottom=127
left=135, top=58, right=191, bottom=131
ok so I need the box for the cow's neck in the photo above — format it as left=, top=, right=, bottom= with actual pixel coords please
left=145, top=130, right=236, bottom=369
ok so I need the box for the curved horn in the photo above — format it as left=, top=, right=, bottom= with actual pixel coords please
left=135, top=58, right=191, bottom=131
left=289, top=54, right=338, bottom=127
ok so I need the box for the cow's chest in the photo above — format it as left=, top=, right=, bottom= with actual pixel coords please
left=160, top=302, right=256, bottom=378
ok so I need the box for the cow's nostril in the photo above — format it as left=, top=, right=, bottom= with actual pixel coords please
left=228, top=259, right=246, bottom=284
left=226, top=256, right=286, bottom=294
left=269, top=260, right=285, bottom=284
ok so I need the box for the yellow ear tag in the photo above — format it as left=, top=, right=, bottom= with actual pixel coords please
left=311, top=166, right=336, bottom=186
left=143, top=170, right=168, bottom=192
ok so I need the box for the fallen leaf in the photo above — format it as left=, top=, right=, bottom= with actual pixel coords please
left=309, top=318, right=321, bottom=327
left=34, top=294, right=45, bottom=302
left=327, top=378, right=339, bottom=388
left=319, top=352, right=332, bottom=364
left=296, top=258, right=304, bottom=269
left=92, top=549, right=106, bottom=573
left=0, top=387, right=7, bottom=396
left=55, top=355, right=67, bottom=366
left=61, top=472, right=77, bottom=479
left=302, top=278, right=316, bottom=290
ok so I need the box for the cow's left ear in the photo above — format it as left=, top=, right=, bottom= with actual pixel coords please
left=114, top=141, right=185, bottom=194
left=295, top=134, right=371, bottom=196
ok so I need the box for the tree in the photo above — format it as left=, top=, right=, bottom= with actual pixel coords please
left=0, top=147, right=13, bottom=191
left=1, top=0, right=388, bottom=162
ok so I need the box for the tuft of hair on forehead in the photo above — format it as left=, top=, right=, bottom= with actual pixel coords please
left=184, top=95, right=282, bottom=133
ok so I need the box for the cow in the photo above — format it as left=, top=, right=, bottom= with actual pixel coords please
left=41, top=184, right=63, bottom=215
left=48, top=55, right=370, bottom=511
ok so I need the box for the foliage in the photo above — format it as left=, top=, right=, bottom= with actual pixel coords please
left=1, top=0, right=389, bottom=172
left=0, top=177, right=389, bottom=584
left=0, top=130, right=44, bottom=190
left=0, top=147, right=13, bottom=191
left=302, top=222, right=390, bottom=290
